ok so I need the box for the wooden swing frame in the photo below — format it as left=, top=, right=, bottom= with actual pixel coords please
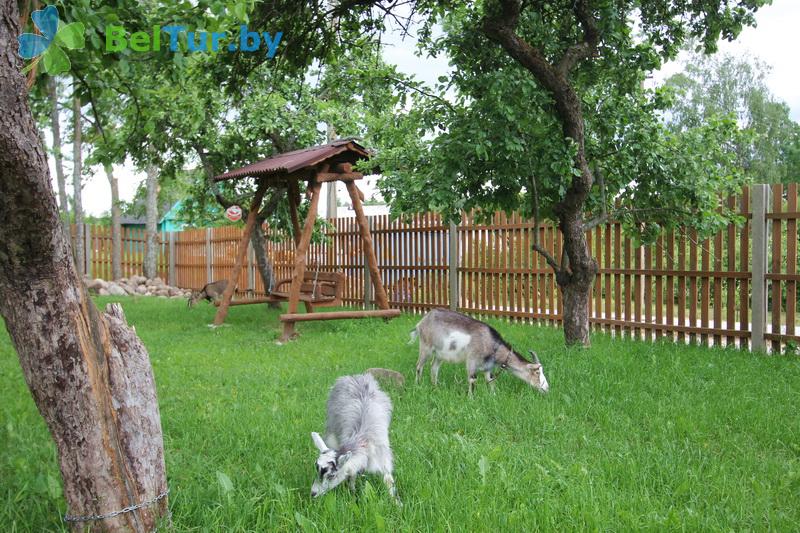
left=210, top=140, right=400, bottom=340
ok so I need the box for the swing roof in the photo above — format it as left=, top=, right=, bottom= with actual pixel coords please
left=213, top=139, right=370, bottom=182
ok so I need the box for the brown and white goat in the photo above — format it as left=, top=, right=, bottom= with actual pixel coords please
left=410, top=309, right=549, bottom=395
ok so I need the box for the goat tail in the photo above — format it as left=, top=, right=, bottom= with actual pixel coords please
left=407, top=329, right=418, bottom=345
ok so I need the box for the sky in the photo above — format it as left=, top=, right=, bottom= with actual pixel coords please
left=64, top=0, right=799, bottom=217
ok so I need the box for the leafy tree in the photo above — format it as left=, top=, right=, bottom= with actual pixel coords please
left=664, top=50, right=800, bottom=184
left=368, top=0, right=765, bottom=346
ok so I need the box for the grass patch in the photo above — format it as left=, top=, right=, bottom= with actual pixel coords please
left=1, top=297, right=799, bottom=531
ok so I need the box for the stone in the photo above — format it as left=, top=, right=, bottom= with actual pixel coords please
left=107, top=284, right=127, bottom=296
left=98, top=288, right=110, bottom=296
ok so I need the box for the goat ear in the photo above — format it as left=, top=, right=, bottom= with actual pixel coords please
left=311, top=432, right=328, bottom=452
left=529, top=350, right=540, bottom=364
left=337, top=451, right=352, bottom=466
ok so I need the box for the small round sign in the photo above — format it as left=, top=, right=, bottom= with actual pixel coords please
left=225, top=205, right=242, bottom=222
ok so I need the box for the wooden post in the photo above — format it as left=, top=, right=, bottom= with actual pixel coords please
left=213, top=179, right=269, bottom=326
left=168, top=232, right=176, bottom=287
left=364, top=217, right=374, bottom=309
left=449, top=220, right=459, bottom=311
left=247, top=240, right=255, bottom=294
left=205, top=228, right=212, bottom=283
left=346, top=181, right=390, bottom=309
left=751, top=184, right=769, bottom=352
left=282, top=180, right=323, bottom=340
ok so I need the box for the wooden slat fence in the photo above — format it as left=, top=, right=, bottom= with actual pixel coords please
left=79, top=183, right=799, bottom=351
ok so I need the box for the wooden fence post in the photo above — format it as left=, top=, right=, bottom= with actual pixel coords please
left=168, top=232, right=176, bottom=286
left=364, top=217, right=373, bottom=309
left=449, top=220, right=459, bottom=311
left=84, top=223, right=92, bottom=279
left=205, top=228, right=212, bottom=284
left=751, top=184, right=770, bottom=352
left=247, top=241, right=255, bottom=294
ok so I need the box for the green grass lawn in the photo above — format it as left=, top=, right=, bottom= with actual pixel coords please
left=1, top=297, right=799, bottom=532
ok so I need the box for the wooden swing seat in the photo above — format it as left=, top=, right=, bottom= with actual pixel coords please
left=267, top=271, right=344, bottom=307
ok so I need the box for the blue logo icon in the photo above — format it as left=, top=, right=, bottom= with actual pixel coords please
left=18, top=5, right=85, bottom=75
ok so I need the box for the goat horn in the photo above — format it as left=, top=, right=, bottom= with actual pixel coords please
left=529, top=350, right=540, bottom=364
left=311, top=432, right=328, bottom=452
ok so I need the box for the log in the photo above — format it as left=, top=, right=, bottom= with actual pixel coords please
left=346, top=181, right=390, bottom=309
left=280, top=309, right=401, bottom=322
left=213, top=179, right=269, bottom=326
left=282, top=181, right=323, bottom=340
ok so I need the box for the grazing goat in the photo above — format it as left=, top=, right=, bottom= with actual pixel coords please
left=410, top=308, right=549, bottom=395
left=310, top=374, right=397, bottom=501
left=187, top=280, right=228, bottom=307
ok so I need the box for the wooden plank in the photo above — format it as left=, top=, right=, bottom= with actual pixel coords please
left=634, top=244, right=642, bottom=339
left=740, top=188, right=750, bottom=346
left=614, top=222, right=621, bottom=337
left=701, top=234, right=710, bottom=346
left=786, top=183, right=797, bottom=342
left=726, top=195, right=737, bottom=346
left=604, top=224, right=611, bottom=334
left=665, top=232, right=674, bottom=339
left=714, top=229, right=723, bottom=346
left=771, top=184, right=783, bottom=353
left=281, top=309, right=401, bottom=322
left=594, top=226, right=602, bottom=331
left=655, top=237, right=663, bottom=340
left=624, top=234, right=632, bottom=338
left=644, top=244, right=652, bottom=340
left=689, top=229, right=698, bottom=345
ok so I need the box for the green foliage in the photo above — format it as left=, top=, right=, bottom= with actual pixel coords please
left=664, top=50, right=800, bottom=184
left=376, top=2, right=757, bottom=243
left=2, top=298, right=799, bottom=530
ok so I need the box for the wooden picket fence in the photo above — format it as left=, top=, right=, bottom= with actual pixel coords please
left=80, top=183, right=799, bottom=351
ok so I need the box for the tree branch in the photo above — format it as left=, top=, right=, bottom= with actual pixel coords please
left=529, top=175, right=560, bottom=272
left=555, top=0, right=599, bottom=76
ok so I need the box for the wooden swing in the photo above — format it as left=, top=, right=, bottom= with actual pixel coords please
left=210, top=140, right=400, bottom=340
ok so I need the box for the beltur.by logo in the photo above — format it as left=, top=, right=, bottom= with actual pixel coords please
left=106, top=25, right=283, bottom=57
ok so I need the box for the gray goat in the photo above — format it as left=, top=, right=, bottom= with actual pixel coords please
left=410, top=308, right=549, bottom=395
left=310, top=374, right=397, bottom=501
left=187, top=280, right=228, bottom=307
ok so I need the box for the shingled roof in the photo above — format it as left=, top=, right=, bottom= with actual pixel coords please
left=213, top=139, right=370, bottom=182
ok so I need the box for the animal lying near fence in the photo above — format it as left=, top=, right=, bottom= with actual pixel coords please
left=410, top=308, right=549, bottom=395
left=187, top=280, right=228, bottom=307
left=310, top=374, right=398, bottom=501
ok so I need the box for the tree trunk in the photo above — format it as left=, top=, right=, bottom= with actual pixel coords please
left=72, top=93, right=84, bottom=277
left=0, top=5, right=169, bottom=531
left=143, top=165, right=158, bottom=279
left=484, top=0, right=600, bottom=346
left=251, top=221, right=274, bottom=291
left=106, top=163, right=122, bottom=280
left=49, top=76, right=71, bottom=240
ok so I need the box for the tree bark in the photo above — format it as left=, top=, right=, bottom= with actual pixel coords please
left=484, top=0, right=599, bottom=346
left=72, top=92, right=84, bottom=277
left=143, top=165, right=158, bottom=279
left=0, top=4, right=169, bottom=531
left=251, top=221, right=275, bottom=293
left=106, top=163, right=122, bottom=280
left=49, top=76, right=71, bottom=240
